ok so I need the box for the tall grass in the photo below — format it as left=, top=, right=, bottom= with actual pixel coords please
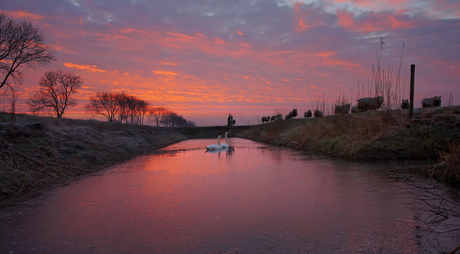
left=335, top=92, right=350, bottom=106
left=313, top=92, right=331, bottom=116
left=354, top=38, right=406, bottom=110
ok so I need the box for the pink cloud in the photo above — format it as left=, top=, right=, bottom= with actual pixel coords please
left=4, top=10, right=43, bottom=20
left=293, top=3, right=323, bottom=32
left=337, top=10, right=414, bottom=32
left=310, top=85, right=325, bottom=91
left=63, top=62, right=107, bottom=73
left=161, top=61, right=179, bottom=66
left=214, top=37, right=230, bottom=45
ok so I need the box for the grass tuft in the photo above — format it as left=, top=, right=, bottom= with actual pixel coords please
left=429, top=143, right=460, bottom=183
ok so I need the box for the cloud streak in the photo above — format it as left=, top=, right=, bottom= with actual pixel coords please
left=0, top=0, right=459, bottom=125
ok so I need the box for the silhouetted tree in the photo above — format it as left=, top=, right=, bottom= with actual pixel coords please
left=0, top=13, right=55, bottom=90
left=86, top=91, right=149, bottom=124
left=86, top=92, right=119, bottom=122
left=27, top=70, right=82, bottom=118
left=113, top=92, right=149, bottom=125
left=161, top=111, right=196, bottom=127
left=115, top=92, right=130, bottom=123
left=126, top=95, right=149, bottom=125
left=149, top=107, right=169, bottom=127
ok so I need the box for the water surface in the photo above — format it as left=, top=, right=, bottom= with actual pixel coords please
left=1, top=138, right=459, bottom=253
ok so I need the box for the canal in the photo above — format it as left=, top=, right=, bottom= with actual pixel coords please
left=1, top=138, right=459, bottom=253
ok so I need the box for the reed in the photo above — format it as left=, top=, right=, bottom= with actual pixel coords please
left=353, top=38, right=406, bottom=110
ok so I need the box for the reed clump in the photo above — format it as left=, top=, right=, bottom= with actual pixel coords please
left=428, top=143, right=460, bottom=184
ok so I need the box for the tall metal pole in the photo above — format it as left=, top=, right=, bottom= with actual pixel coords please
left=410, top=64, right=415, bottom=119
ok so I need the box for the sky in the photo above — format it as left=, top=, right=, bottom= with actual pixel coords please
left=1, top=0, right=459, bottom=126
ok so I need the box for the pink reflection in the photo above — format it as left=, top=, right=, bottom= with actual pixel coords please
left=0, top=139, right=448, bottom=253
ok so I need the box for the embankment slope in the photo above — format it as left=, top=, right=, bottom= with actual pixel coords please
left=236, top=106, right=460, bottom=184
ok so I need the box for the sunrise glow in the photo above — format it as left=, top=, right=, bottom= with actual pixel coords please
left=1, top=0, right=459, bottom=126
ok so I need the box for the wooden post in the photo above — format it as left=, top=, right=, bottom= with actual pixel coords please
left=409, top=64, right=415, bottom=119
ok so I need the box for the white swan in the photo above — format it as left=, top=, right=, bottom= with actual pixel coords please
left=205, top=135, right=222, bottom=150
left=220, top=132, right=229, bottom=148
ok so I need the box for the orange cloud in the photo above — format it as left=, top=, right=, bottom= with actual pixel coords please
left=237, top=30, right=245, bottom=35
left=166, top=32, right=204, bottom=43
left=323, top=59, right=365, bottom=69
left=316, top=52, right=336, bottom=58
left=153, top=70, right=179, bottom=76
left=119, top=28, right=149, bottom=35
left=161, top=61, right=178, bottom=66
left=184, top=75, right=206, bottom=84
left=214, top=37, right=230, bottom=45
left=282, top=79, right=290, bottom=82
left=63, top=62, right=107, bottom=73
left=269, top=51, right=293, bottom=56
left=310, top=85, right=325, bottom=91
left=4, top=10, right=43, bottom=20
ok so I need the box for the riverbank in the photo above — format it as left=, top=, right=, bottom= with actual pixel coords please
left=0, top=113, right=192, bottom=207
left=2, top=107, right=459, bottom=207
left=0, top=112, right=254, bottom=207
left=236, top=106, right=460, bottom=185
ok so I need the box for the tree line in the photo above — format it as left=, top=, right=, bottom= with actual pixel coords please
left=0, top=12, right=195, bottom=127
left=86, top=92, right=196, bottom=127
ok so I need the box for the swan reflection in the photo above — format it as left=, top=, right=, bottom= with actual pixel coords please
left=205, top=146, right=234, bottom=157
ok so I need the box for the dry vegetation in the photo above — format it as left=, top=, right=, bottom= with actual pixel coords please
left=238, top=106, right=460, bottom=185
left=0, top=112, right=188, bottom=206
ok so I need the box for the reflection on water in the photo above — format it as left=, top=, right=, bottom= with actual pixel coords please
left=0, top=138, right=459, bottom=253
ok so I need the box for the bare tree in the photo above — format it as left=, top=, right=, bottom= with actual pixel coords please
left=27, top=70, right=83, bottom=118
left=115, top=92, right=129, bottom=123
left=0, top=13, right=55, bottom=90
left=149, top=107, right=169, bottom=127
left=113, top=92, right=147, bottom=124
left=86, top=92, right=119, bottom=122
left=126, top=96, right=149, bottom=125
left=161, top=111, right=176, bottom=127
left=160, top=110, right=196, bottom=127
left=86, top=91, right=149, bottom=124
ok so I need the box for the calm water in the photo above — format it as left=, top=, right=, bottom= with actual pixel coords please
left=1, top=138, right=459, bottom=253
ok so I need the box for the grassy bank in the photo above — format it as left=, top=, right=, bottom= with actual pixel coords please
left=237, top=106, right=460, bottom=185
left=0, top=112, right=188, bottom=206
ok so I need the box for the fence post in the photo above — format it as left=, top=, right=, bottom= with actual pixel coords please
left=410, top=64, right=415, bottom=119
